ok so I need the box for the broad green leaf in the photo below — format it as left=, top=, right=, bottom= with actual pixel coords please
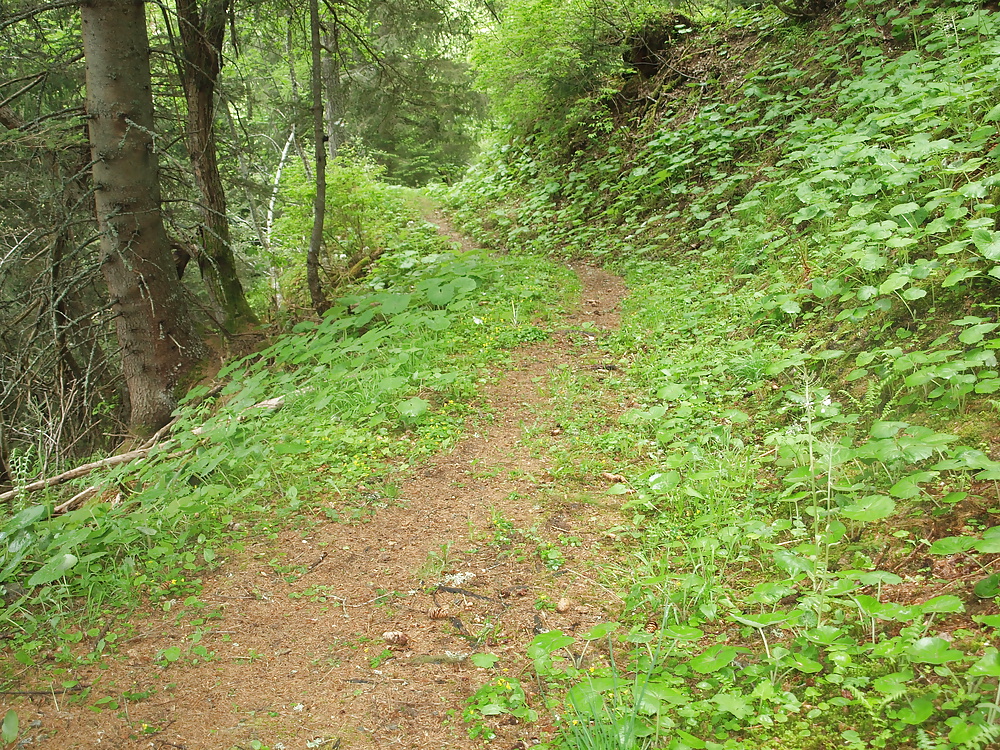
left=424, top=281, right=455, bottom=306
left=889, top=202, right=920, bottom=216
left=772, top=549, right=813, bottom=575
left=948, top=720, right=983, bottom=745
left=973, top=574, right=1000, bottom=598
left=750, top=581, right=795, bottom=605
left=897, top=697, right=934, bottom=725
left=881, top=602, right=922, bottom=622
left=823, top=519, right=847, bottom=545
left=902, top=287, right=927, bottom=300
left=812, top=349, right=845, bottom=360
left=906, top=637, right=962, bottom=664
left=972, top=228, right=1000, bottom=260
left=451, top=277, right=478, bottom=294
left=662, top=625, right=703, bottom=641
left=870, top=421, right=908, bottom=439
left=959, top=323, right=998, bottom=344
left=528, top=631, right=575, bottom=656
left=968, top=648, right=1000, bottom=677
left=273, top=442, right=309, bottom=455
left=937, top=239, right=970, bottom=255
left=712, top=692, right=752, bottom=718
left=951, top=315, right=988, bottom=327
left=975, top=378, right=1000, bottom=394
left=860, top=252, right=887, bottom=270
left=676, top=730, right=708, bottom=749
left=984, top=102, right=1000, bottom=122
left=920, top=595, right=963, bottom=614
left=0, top=505, right=47, bottom=539
left=803, top=625, right=847, bottom=645
left=657, top=383, right=686, bottom=400
left=642, top=682, right=690, bottom=705
left=853, top=594, right=884, bottom=618
left=469, top=653, right=499, bottom=668
left=581, top=622, right=618, bottom=640
left=376, top=293, right=412, bottom=316
left=688, top=644, right=739, bottom=674
left=889, top=477, right=922, bottom=499
left=942, top=268, right=979, bottom=287
left=787, top=652, right=823, bottom=673
left=811, top=278, right=842, bottom=299
left=624, top=631, right=655, bottom=643
left=648, top=471, right=680, bottom=493
left=927, top=536, right=976, bottom=555
left=730, top=610, right=799, bottom=629
left=26, top=552, right=78, bottom=586
left=396, top=397, right=429, bottom=419
left=841, top=495, right=895, bottom=522
left=976, top=533, right=1000, bottom=553
left=1, top=709, right=17, bottom=744
left=424, top=314, right=451, bottom=331
left=879, top=274, right=909, bottom=294
left=377, top=376, right=409, bottom=392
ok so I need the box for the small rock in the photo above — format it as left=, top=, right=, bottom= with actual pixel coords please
left=556, top=597, right=572, bottom=613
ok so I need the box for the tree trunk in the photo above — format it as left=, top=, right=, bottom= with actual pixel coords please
left=80, top=0, right=207, bottom=437
left=175, top=0, right=258, bottom=333
left=307, top=0, right=329, bottom=315
left=322, top=23, right=343, bottom=160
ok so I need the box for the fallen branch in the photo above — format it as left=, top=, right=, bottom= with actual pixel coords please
left=0, top=383, right=224, bottom=504
left=0, top=448, right=153, bottom=503
left=52, top=485, right=101, bottom=515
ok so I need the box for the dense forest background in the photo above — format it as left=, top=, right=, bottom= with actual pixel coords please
left=0, top=0, right=491, bottom=478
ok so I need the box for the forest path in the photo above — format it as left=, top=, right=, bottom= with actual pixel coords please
left=23, top=212, right=632, bottom=750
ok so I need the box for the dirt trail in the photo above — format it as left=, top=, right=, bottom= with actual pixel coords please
left=9, top=219, right=630, bottom=750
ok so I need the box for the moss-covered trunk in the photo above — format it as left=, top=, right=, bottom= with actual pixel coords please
left=176, top=0, right=258, bottom=333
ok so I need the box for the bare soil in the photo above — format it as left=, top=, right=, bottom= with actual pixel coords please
left=3, top=220, right=631, bottom=750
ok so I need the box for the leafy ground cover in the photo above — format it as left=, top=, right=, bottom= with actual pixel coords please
left=444, top=0, right=1000, bottom=748
left=0, top=192, right=577, bottom=746
left=4, top=1, right=1000, bottom=749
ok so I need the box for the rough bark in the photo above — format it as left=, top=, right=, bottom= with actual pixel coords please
left=80, top=0, right=207, bottom=437
left=175, top=0, right=257, bottom=333
left=322, top=23, right=344, bottom=160
left=307, top=0, right=329, bottom=315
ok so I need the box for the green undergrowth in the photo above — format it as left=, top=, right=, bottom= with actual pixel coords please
left=451, top=0, right=1000, bottom=748
left=0, top=202, right=572, bottom=688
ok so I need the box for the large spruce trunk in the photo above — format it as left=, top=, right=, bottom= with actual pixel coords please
left=80, top=0, right=206, bottom=436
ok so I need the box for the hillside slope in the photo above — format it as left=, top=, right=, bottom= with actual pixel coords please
left=443, top=0, right=1000, bottom=747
